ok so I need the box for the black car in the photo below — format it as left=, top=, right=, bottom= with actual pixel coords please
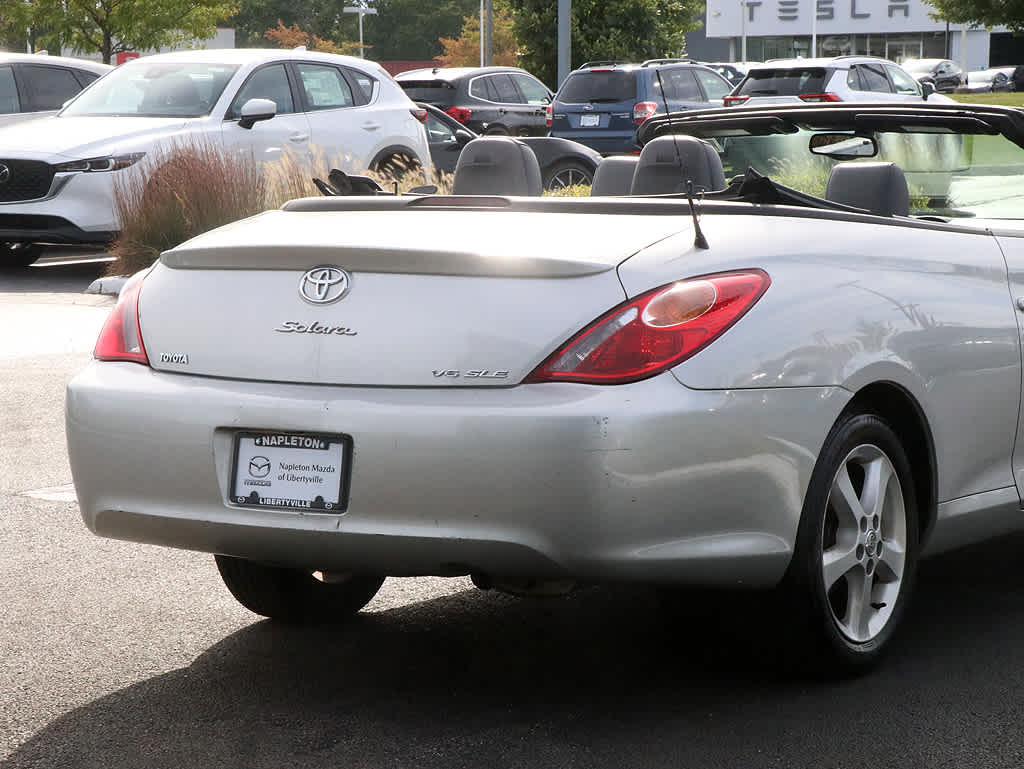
left=396, top=66, right=552, bottom=137
left=420, top=102, right=601, bottom=190
left=548, top=59, right=733, bottom=155
left=901, top=58, right=966, bottom=93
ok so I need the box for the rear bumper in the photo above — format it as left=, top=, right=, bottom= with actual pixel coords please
left=550, top=130, right=639, bottom=156
left=66, top=363, right=849, bottom=587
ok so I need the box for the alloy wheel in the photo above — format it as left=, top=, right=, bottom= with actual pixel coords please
left=821, top=443, right=908, bottom=644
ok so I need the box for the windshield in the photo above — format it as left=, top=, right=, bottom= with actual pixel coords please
left=557, top=71, right=637, bottom=104
left=706, top=124, right=1024, bottom=220
left=62, top=62, right=240, bottom=118
left=737, top=68, right=829, bottom=96
left=397, top=80, right=456, bottom=107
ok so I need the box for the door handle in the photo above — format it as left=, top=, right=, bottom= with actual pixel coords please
left=361, top=121, right=381, bottom=131
left=288, top=133, right=309, bottom=142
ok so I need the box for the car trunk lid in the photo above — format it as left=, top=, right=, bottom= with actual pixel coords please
left=141, top=207, right=689, bottom=386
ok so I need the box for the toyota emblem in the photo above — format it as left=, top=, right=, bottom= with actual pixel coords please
left=0, top=164, right=10, bottom=184
left=299, top=266, right=351, bottom=304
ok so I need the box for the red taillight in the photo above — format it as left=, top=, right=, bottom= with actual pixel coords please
left=410, top=107, right=428, bottom=123
left=525, top=271, right=770, bottom=385
left=633, top=101, right=658, bottom=126
left=798, top=92, right=841, bottom=102
left=445, top=106, right=472, bottom=123
left=94, top=278, right=148, bottom=365
left=545, top=104, right=552, bottom=128
left=723, top=95, right=749, bottom=106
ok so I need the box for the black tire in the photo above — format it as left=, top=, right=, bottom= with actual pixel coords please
left=484, top=125, right=510, bottom=136
left=544, top=161, right=594, bottom=192
left=784, top=411, right=919, bottom=673
left=0, top=243, right=43, bottom=269
left=214, top=555, right=385, bottom=623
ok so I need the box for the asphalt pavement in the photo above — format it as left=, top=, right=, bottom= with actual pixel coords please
left=3, top=256, right=1024, bottom=769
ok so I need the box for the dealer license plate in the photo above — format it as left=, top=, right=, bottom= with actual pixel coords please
left=231, top=431, right=350, bottom=512
left=580, top=113, right=600, bottom=127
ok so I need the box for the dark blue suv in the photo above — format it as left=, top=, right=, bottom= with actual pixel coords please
left=548, top=59, right=732, bottom=155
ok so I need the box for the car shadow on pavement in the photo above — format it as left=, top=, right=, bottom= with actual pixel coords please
left=6, top=535, right=1024, bottom=769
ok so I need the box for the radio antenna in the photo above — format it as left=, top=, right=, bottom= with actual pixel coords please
left=654, top=67, right=711, bottom=250
left=686, top=180, right=709, bottom=249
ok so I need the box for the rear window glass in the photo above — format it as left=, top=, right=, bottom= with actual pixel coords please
left=397, top=80, right=455, bottom=106
left=557, top=71, right=637, bottom=104
left=738, top=67, right=829, bottom=96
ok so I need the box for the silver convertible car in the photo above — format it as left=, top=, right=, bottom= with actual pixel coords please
left=66, top=102, right=1024, bottom=672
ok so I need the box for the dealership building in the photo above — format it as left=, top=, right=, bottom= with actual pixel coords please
left=689, top=0, right=1023, bottom=71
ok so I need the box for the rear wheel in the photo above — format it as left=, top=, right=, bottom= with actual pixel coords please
left=484, top=125, right=510, bottom=136
left=785, top=412, right=918, bottom=673
left=0, top=243, right=42, bottom=269
left=214, top=555, right=385, bottom=623
left=544, top=161, right=594, bottom=192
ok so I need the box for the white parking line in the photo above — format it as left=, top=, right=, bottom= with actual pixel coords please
left=19, top=483, right=78, bottom=502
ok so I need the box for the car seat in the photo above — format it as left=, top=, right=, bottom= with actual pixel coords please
left=825, top=162, right=910, bottom=216
left=451, top=137, right=543, bottom=196
left=630, top=136, right=726, bottom=195
left=143, top=74, right=202, bottom=112
left=590, top=156, right=639, bottom=196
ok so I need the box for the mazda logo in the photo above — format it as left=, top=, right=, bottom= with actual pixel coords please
left=0, top=164, right=10, bottom=184
left=298, top=266, right=351, bottom=305
left=248, top=456, right=271, bottom=478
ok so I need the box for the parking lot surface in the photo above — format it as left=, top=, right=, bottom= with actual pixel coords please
left=3, top=260, right=1024, bottom=769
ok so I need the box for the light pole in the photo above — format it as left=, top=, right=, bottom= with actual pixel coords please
left=811, top=0, right=817, bottom=57
left=343, top=5, right=377, bottom=58
left=558, top=0, right=571, bottom=85
left=740, top=0, right=746, bottom=63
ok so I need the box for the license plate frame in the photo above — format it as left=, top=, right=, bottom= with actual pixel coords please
left=230, top=430, right=352, bottom=513
left=580, top=113, right=601, bottom=127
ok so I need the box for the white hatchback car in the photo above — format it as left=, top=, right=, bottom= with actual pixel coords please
left=0, top=49, right=432, bottom=267
left=724, top=56, right=954, bottom=106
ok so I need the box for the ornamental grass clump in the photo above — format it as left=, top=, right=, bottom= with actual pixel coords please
left=110, top=139, right=272, bottom=275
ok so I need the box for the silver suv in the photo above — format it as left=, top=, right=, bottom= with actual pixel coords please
left=725, top=56, right=953, bottom=106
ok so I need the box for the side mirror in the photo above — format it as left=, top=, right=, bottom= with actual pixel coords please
left=238, top=98, right=276, bottom=129
left=921, top=81, right=936, bottom=100
left=454, top=129, right=474, bottom=146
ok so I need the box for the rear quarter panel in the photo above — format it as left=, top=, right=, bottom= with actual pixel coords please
left=618, top=210, right=1020, bottom=503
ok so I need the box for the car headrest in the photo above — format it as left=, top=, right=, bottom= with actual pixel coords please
left=590, top=156, right=639, bottom=196
left=630, top=136, right=726, bottom=196
left=452, top=137, right=543, bottom=196
left=145, top=74, right=202, bottom=109
left=825, top=162, right=910, bottom=217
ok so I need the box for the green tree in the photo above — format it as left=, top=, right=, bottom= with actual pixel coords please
left=230, top=0, right=478, bottom=60
left=924, top=0, right=1024, bottom=31
left=229, top=0, right=346, bottom=47
left=509, top=0, right=704, bottom=87
left=264, top=19, right=362, bottom=56
left=366, top=0, right=479, bottom=60
left=437, top=1, right=518, bottom=67
left=13, top=0, right=237, bottom=64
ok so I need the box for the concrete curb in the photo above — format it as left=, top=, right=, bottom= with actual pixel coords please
left=84, top=276, right=128, bottom=296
